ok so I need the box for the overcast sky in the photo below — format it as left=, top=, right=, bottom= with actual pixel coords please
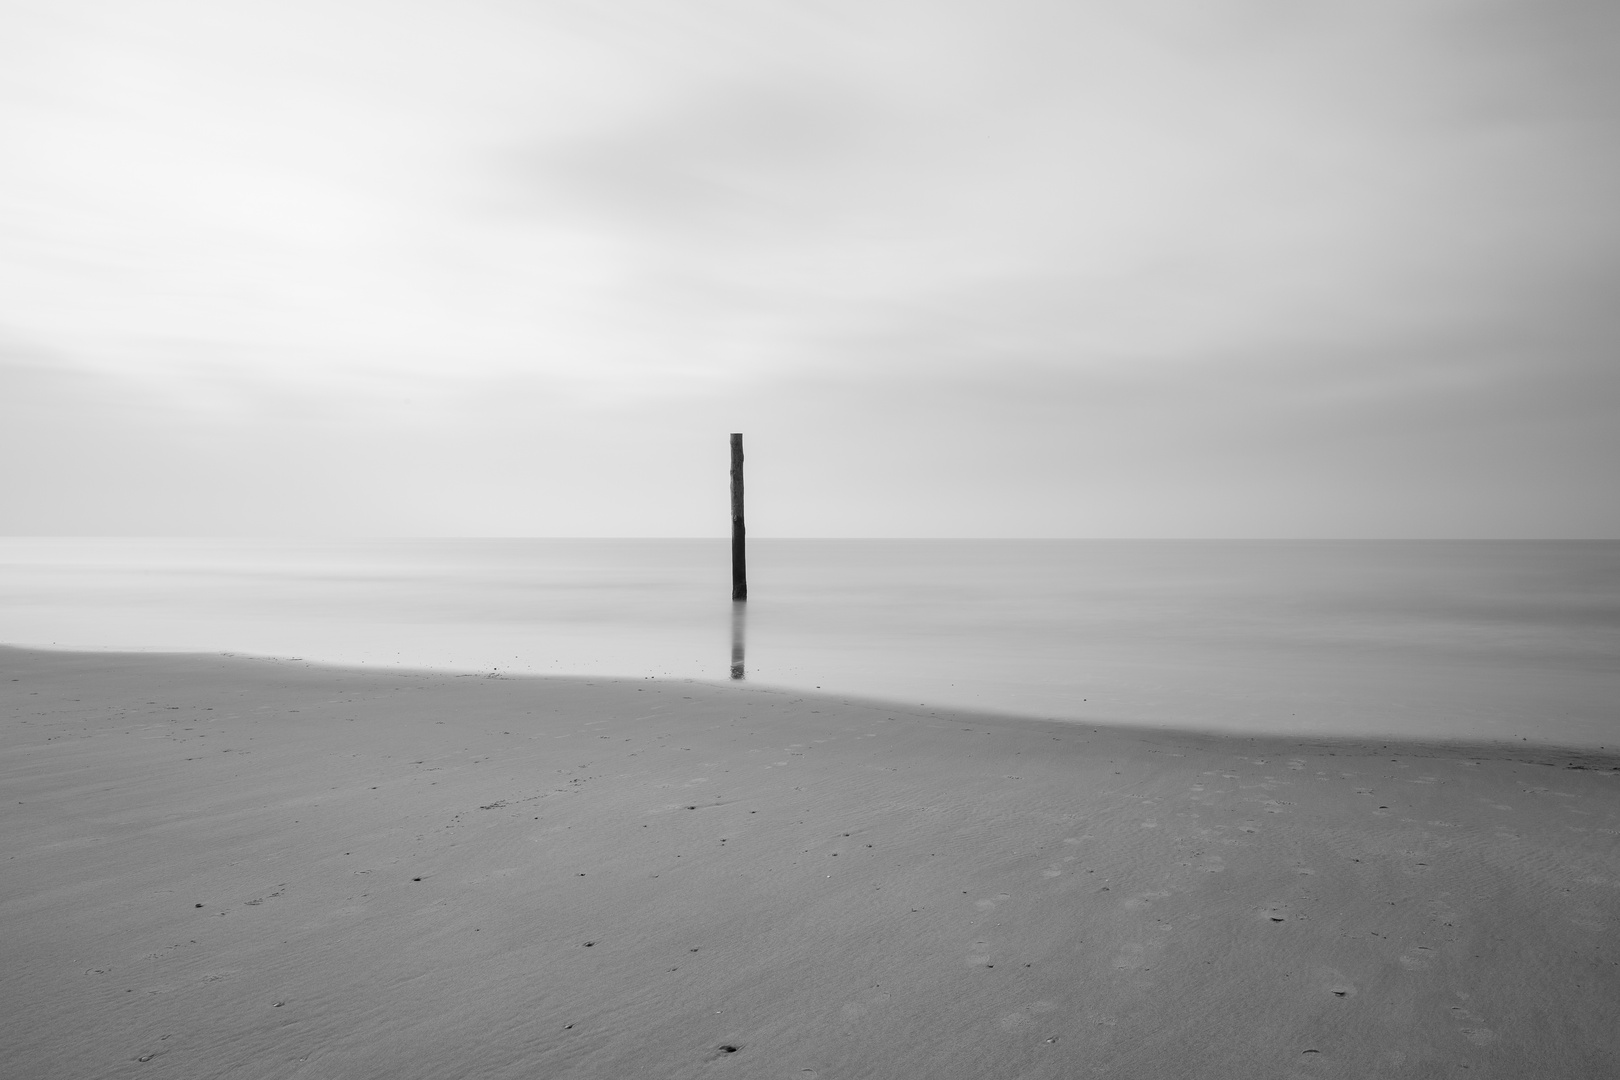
left=2, top=0, right=1615, bottom=536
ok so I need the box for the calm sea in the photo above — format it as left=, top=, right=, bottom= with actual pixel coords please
left=2, top=538, right=1615, bottom=748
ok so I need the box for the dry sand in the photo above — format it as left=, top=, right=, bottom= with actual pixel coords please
left=3, top=646, right=1617, bottom=1079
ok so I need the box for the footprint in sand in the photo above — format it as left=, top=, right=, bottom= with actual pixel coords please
left=975, top=893, right=1010, bottom=911
left=991, top=1003, right=1056, bottom=1036
left=838, top=987, right=891, bottom=1023
left=1112, top=940, right=1169, bottom=974
left=1112, top=942, right=1149, bottom=971
left=1449, top=1002, right=1495, bottom=1044
left=1425, top=898, right=1460, bottom=929
left=1123, top=890, right=1170, bottom=911
left=1042, top=865, right=1063, bottom=878
left=1398, top=946, right=1435, bottom=971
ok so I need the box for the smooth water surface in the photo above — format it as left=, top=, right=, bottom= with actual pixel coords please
left=2, top=538, right=1615, bottom=746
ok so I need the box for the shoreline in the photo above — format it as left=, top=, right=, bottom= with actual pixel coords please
left=9, top=641, right=1616, bottom=762
left=4, top=645, right=1617, bottom=1078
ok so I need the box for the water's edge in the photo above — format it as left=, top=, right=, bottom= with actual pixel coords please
left=3, top=539, right=1616, bottom=746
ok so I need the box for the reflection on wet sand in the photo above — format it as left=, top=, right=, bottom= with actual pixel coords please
left=730, top=601, right=746, bottom=680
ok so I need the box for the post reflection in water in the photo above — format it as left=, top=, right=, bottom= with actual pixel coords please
left=730, top=601, right=746, bottom=680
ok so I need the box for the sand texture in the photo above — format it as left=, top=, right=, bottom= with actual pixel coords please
left=3, top=646, right=1617, bottom=1079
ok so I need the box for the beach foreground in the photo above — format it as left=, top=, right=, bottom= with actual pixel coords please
left=3, top=648, right=1616, bottom=1079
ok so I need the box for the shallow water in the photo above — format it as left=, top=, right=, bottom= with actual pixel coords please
left=2, top=538, right=1615, bottom=746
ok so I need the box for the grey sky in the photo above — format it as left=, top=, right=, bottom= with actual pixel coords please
left=2, top=0, right=1616, bottom=536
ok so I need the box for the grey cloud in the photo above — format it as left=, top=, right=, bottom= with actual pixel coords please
left=507, top=77, right=894, bottom=234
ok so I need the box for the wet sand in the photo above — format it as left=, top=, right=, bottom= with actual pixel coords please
left=3, top=646, right=1616, bottom=1079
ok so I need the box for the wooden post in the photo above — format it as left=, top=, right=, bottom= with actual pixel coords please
left=730, top=433, right=747, bottom=602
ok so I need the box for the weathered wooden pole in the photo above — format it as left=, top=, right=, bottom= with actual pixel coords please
left=730, top=600, right=746, bottom=680
left=730, top=433, right=747, bottom=601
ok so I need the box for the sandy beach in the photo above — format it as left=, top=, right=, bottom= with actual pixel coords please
left=3, top=645, right=1616, bottom=1079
